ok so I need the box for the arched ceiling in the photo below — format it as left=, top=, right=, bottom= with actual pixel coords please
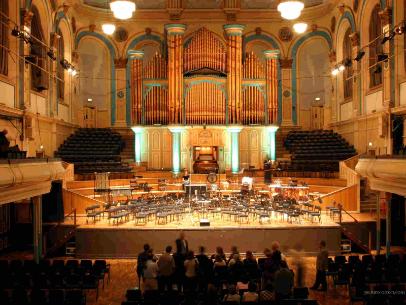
left=81, top=0, right=329, bottom=10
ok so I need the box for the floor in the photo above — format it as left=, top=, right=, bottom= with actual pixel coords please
left=64, top=211, right=376, bottom=230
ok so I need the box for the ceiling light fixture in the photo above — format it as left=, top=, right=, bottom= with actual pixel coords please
left=110, top=0, right=136, bottom=20
left=277, top=1, right=305, bottom=20
left=102, top=23, right=116, bottom=35
left=293, top=22, right=308, bottom=34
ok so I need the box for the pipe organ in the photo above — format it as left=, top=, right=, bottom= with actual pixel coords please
left=130, top=25, right=279, bottom=126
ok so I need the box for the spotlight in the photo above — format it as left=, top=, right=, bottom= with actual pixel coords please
left=354, top=50, right=365, bottom=62
left=60, top=59, right=70, bottom=70
left=343, top=58, right=352, bottom=67
left=331, top=68, right=339, bottom=76
left=374, top=65, right=382, bottom=74
left=338, top=64, right=345, bottom=72
left=377, top=53, right=389, bottom=62
left=47, top=49, right=56, bottom=61
left=395, top=24, right=405, bottom=35
left=11, top=27, right=20, bottom=37
left=381, top=31, right=396, bottom=44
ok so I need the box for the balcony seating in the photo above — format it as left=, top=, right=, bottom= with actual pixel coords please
left=55, top=128, right=131, bottom=175
left=284, top=130, right=357, bottom=172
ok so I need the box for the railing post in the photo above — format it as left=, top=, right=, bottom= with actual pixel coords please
left=338, top=203, right=342, bottom=224
left=74, top=209, right=76, bottom=227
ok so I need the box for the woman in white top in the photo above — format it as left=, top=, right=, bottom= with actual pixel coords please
left=242, top=281, right=259, bottom=302
left=184, top=250, right=199, bottom=291
left=143, top=251, right=158, bottom=291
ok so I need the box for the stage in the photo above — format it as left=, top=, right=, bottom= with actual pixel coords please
left=67, top=214, right=343, bottom=258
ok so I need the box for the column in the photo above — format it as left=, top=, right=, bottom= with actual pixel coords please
left=349, top=32, right=361, bottom=117
left=32, top=196, right=42, bottom=263
left=267, top=125, right=279, bottom=161
left=386, top=197, right=391, bottom=256
left=264, top=50, right=280, bottom=124
left=131, top=126, right=143, bottom=164
left=380, top=8, right=393, bottom=154
left=224, top=24, right=245, bottom=124
left=128, top=50, right=144, bottom=125
left=279, top=58, right=294, bottom=126
left=228, top=126, right=242, bottom=174
left=165, top=24, right=186, bottom=124
left=376, top=192, right=381, bottom=255
left=168, top=126, right=184, bottom=174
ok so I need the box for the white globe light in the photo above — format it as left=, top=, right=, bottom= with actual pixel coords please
left=331, top=68, right=339, bottom=76
left=293, top=22, right=308, bottom=34
left=277, top=1, right=305, bottom=20
left=110, top=0, right=136, bottom=20
left=102, top=24, right=116, bottom=35
left=338, top=64, right=345, bottom=72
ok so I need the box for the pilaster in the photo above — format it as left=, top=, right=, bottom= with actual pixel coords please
left=128, top=50, right=144, bottom=125
left=223, top=24, right=245, bottom=125
left=264, top=50, right=280, bottom=125
left=165, top=24, right=186, bottom=125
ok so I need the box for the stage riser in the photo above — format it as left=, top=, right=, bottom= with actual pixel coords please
left=75, top=226, right=341, bottom=258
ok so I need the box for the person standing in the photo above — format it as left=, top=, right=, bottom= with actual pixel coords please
left=311, top=240, right=329, bottom=291
left=137, top=244, right=150, bottom=287
left=184, top=250, right=199, bottom=292
left=0, top=129, right=10, bottom=154
left=157, top=246, right=175, bottom=291
left=174, top=232, right=188, bottom=291
left=143, top=250, right=159, bottom=291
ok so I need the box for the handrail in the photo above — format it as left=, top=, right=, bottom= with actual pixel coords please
left=339, top=205, right=359, bottom=224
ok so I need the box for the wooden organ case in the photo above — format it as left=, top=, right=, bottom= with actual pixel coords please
left=130, top=26, right=279, bottom=127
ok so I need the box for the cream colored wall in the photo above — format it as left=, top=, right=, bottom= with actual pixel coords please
left=0, top=0, right=82, bottom=157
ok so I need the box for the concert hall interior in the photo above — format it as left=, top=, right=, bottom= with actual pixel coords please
left=1, top=1, right=406, bottom=305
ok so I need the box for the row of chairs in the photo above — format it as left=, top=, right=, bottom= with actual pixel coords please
left=1, top=288, right=86, bottom=305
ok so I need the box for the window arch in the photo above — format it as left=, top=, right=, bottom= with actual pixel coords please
left=343, top=28, right=353, bottom=99
left=57, top=30, right=64, bottom=100
left=30, top=5, right=47, bottom=91
left=0, top=0, right=9, bottom=76
left=369, top=4, right=383, bottom=88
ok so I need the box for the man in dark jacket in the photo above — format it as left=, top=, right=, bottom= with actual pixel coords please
left=137, top=244, right=150, bottom=287
left=311, top=240, right=329, bottom=291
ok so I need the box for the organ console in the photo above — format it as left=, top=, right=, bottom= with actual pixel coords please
left=192, top=146, right=219, bottom=174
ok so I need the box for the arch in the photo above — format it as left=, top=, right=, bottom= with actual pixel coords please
left=30, top=0, right=52, bottom=44
left=290, top=31, right=333, bottom=125
left=358, top=0, right=387, bottom=26
left=125, top=33, right=163, bottom=126
left=76, top=31, right=117, bottom=125
left=243, top=32, right=283, bottom=123
left=337, top=10, right=356, bottom=35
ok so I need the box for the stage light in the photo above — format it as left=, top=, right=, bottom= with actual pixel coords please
left=11, top=27, right=20, bottom=37
left=60, top=59, right=70, bottom=70
left=354, top=50, right=365, bottom=62
left=344, top=58, right=352, bottom=67
left=377, top=53, right=389, bottom=62
left=374, top=65, right=382, bottom=74
left=395, top=24, right=405, bottom=35
left=331, top=68, right=339, bottom=76
left=47, top=49, right=56, bottom=61
left=338, top=64, right=345, bottom=72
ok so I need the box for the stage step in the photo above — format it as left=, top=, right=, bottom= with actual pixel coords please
left=340, top=226, right=370, bottom=253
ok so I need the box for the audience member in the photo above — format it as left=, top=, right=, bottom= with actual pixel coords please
left=311, top=240, right=329, bottom=291
left=176, top=231, right=189, bottom=257
left=0, top=129, right=9, bottom=153
left=213, top=254, right=226, bottom=268
left=137, top=244, right=150, bottom=287
left=157, top=245, right=175, bottom=291
left=211, top=246, right=226, bottom=261
left=196, top=246, right=213, bottom=291
left=228, top=246, right=240, bottom=262
left=243, top=250, right=259, bottom=279
left=273, top=260, right=294, bottom=300
left=241, top=281, right=258, bottom=302
left=223, top=284, right=241, bottom=304
left=184, top=250, right=199, bottom=291
left=259, top=283, right=274, bottom=302
left=236, top=276, right=249, bottom=293
left=143, top=250, right=158, bottom=291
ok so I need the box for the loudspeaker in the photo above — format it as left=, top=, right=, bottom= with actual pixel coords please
left=199, top=219, right=210, bottom=227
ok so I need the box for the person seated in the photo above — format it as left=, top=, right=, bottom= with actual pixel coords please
left=213, top=254, right=226, bottom=268
left=243, top=250, right=259, bottom=277
left=273, top=261, right=294, bottom=300
left=228, top=246, right=240, bottom=263
left=236, top=276, right=249, bottom=293
left=223, top=284, right=241, bottom=303
left=241, top=281, right=258, bottom=302
left=259, top=283, right=274, bottom=302
left=211, top=246, right=226, bottom=261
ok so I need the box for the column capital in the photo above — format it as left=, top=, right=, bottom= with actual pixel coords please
left=279, top=57, right=293, bottom=69
left=165, top=24, right=186, bottom=36
left=128, top=50, right=144, bottom=60
left=227, top=125, right=243, bottom=133
left=223, top=24, right=246, bottom=36
left=131, top=126, right=143, bottom=133
left=263, top=50, right=280, bottom=60
left=168, top=125, right=185, bottom=133
left=379, top=7, right=392, bottom=26
left=266, top=125, right=279, bottom=133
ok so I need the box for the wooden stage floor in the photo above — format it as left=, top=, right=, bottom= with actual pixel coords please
left=63, top=212, right=377, bottom=258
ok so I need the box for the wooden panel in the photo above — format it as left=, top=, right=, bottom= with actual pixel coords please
left=151, top=131, right=161, bottom=150
left=151, top=152, right=161, bottom=169
left=315, top=184, right=358, bottom=212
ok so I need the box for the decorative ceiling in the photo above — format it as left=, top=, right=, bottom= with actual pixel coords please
left=81, top=0, right=328, bottom=10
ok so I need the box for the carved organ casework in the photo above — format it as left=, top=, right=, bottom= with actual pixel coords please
left=130, top=25, right=280, bottom=126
